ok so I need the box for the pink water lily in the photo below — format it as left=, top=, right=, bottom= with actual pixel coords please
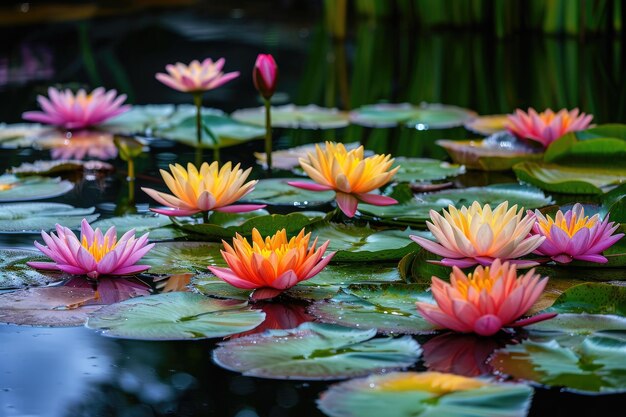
left=156, top=58, right=239, bottom=93
left=253, top=54, right=278, bottom=99
left=28, top=219, right=154, bottom=280
left=530, top=203, right=624, bottom=264
left=506, top=108, right=593, bottom=147
left=22, top=87, right=130, bottom=130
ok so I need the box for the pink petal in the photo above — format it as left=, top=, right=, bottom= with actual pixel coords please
left=287, top=181, right=334, bottom=192
left=214, top=204, right=267, bottom=213
left=271, top=270, right=299, bottom=290
left=251, top=288, right=283, bottom=300
left=149, top=207, right=201, bottom=216
left=472, top=314, right=503, bottom=336
left=208, top=266, right=260, bottom=289
left=355, top=193, right=398, bottom=206
left=26, top=261, right=61, bottom=271
left=335, top=192, right=358, bottom=218
left=509, top=312, right=557, bottom=327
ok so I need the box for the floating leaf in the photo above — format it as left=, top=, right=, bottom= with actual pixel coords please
left=544, top=124, right=626, bottom=165
left=140, top=241, right=225, bottom=275
left=437, top=139, right=543, bottom=171
left=309, top=284, right=436, bottom=335
left=0, top=123, right=53, bottom=148
left=526, top=313, right=626, bottom=335
left=349, top=103, right=476, bottom=129
left=491, top=336, right=626, bottom=394
left=310, top=223, right=418, bottom=262
left=464, top=114, right=509, bottom=135
left=90, top=214, right=183, bottom=242
left=212, top=322, right=422, bottom=380
left=100, top=104, right=179, bottom=134
left=392, top=157, right=465, bottom=182
left=0, top=287, right=101, bottom=327
left=513, top=162, right=626, bottom=194
left=546, top=283, right=626, bottom=315
left=231, top=104, right=349, bottom=129
left=359, top=183, right=552, bottom=224
left=242, top=178, right=334, bottom=207
left=86, top=292, right=265, bottom=340
left=0, top=249, right=65, bottom=289
left=9, top=160, right=113, bottom=176
left=317, top=372, right=533, bottom=417
left=0, top=203, right=98, bottom=233
left=175, top=211, right=322, bottom=241
left=0, top=175, right=74, bottom=202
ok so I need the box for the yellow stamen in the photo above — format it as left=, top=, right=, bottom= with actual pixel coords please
left=375, top=372, right=486, bottom=394
left=81, top=234, right=116, bottom=262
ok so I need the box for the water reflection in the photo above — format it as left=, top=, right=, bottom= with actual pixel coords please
left=36, top=130, right=118, bottom=160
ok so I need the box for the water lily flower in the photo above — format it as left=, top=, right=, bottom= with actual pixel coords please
left=28, top=219, right=154, bottom=280
left=530, top=203, right=624, bottom=264
left=288, top=142, right=399, bottom=218
left=208, top=228, right=335, bottom=300
left=253, top=54, right=278, bottom=100
left=416, top=260, right=555, bottom=336
left=506, top=108, right=593, bottom=147
left=22, top=87, right=130, bottom=130
left=142, top=161, right=265, bottom=217
left=155, top=58, right=240, bottom=93
left=411, top=201, right=545, bottom=268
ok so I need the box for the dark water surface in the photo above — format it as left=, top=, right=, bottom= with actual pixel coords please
left=1, top=3, right=625, bottom=417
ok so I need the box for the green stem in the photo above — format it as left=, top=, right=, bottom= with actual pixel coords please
left=128, top=178, right=135, bottom=205
left=213, top=146, right=220, bottom=163
left=127, top=158, right=135, bottom=203
left=264, top=99, right=272, bottom=173
left=193, top=93, right=203, bottom=148
left=202, top=211, right=209, bottom=223
left=195, top=146, right=203, bottom=167
left=127, top=158, right=135, bottom=181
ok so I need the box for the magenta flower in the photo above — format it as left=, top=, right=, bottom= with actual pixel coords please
left=155, top=58, right=240, bottom=93
left=28, top=219, right=154, bottom=280
left=530, top=203, right=624, bottom=264
left=253, top=54, right=278, bottom=99
left=22, top=87, right=130, bottom=130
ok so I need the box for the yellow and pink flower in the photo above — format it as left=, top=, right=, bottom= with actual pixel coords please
left=156, top=58, right=239, bottom=93
left=208, top=228, right=335, bottom=300
left=22, top=87, right=130, bottom=130
left=411, top=201, right=545, bottom=268
left=28, top=219, right=154, bottom=280
left=288, top=142, right=399, bottom=218
left=416, top=260, right=555, bottom=336
left=506, top=108, right=593, bottom=148
left=530, top=203, right=624, bottom=264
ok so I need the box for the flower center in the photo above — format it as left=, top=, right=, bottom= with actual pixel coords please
left=81, top=235, right=116, bottom=262
left=455, top=267, right=501, bottom=298
left=539, top=212, right=597, bottom=238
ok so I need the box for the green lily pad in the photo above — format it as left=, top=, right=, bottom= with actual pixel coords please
left=0, top=249, right=65, bottom=289
left=526, top=313, right=626, bottom=335
left=90, top=214, right=183, bottom=242
left=153, top=113, right=264, bottom=149
left=491, top=336, right=626, bottom=394
left=349, top=103, right=476, bottom=129
left=242, top=178, right=335, bottom=207
left=231, top=104, right=349, bottom=129
left=176, top=212, right=323, bottom=241
left=544, top=124, right=626, bottom=165
left=309, top=284, right=436, bottom=335
left=310, top=223, right=418, bottom=262
left=600, top=183, right=626, bottom=224
left=140, top=241, right=225, bottom=275
left=392, top=157, right=465, bottom=182
left=359, top=183, right=552, bottom=225
left=8, top=160, right=114, bottom=176
left=100, top=104, right=178, bottom=134
left=212, top=322, right=422, bottom=380
left=86, top=292, right=265, bottom=340
left=437, top=139, right=543, bottom=171
left=317, top=372, right=533, bottom=417
left=0, top=203, right=98, bottom=233
left=0, top=175, right=74, bottom=202
left=513, top=162, right=626, bottom=194
left=0, top=123, right=53, bottom=148
left=545, top=283, right=626, bottom=315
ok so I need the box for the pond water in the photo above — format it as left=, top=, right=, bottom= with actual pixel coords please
left=1, top=3, right=625, bottom=417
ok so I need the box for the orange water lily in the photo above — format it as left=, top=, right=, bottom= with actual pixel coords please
left=208, top=228, right=335, bottom=300
left=416, top=259, right=555, bottom=336
left=411, top=201, right=545, bottom=268
left=288, top=142, right=399, bottom=217
left=506, top=108, right=593, bottom=147
left=141, top=161, right=265, bottom=217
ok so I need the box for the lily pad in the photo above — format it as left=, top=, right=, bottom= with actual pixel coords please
left=545, top=283, right=626, bottom=315
left=544, top=124, right=626, bottom=166
left=349, top=103, right=477, bottom=129
left=231, top=104, right=349, bottom=129
left=100, top=104, right=179, bottom=134
left=513, top=162, right=626, bottom=194
left=392, top=157, right=465, bottom=182
left=86, top=292, right=265, bottom=340
left=359, top=183, right=552, bottom=224
left=308, top=284, right=437, bottom=335
left=242, top=178, right=335, bottom=207
left=464, top=114, right=509, bottom=135
left=317, top=372, right=533, bottom=417
left=491, top=336, right=626, bottom=394
left=0, top=123, right=53, bottom=148
left=437, top=138, right=543, bottom=171
left=310, top=223, right=419, bottom=262
left=0, top=249, right=65, bottom=289
left=176, top=211, right=323, bottom=241
left=8, top=160, right=114, bottom=176
left=526, top=313, right=626, bottom=335
left=0, top=175, right=74, bottom=202
left=0, top=287, right=101, bottom=327
left=90, top=214, right=183, bottom=242
left=0, top=203, right=98, bottom=233
left=140, top=241, right=225, bottom=275
left=212, top=322, right=422, bottom=380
